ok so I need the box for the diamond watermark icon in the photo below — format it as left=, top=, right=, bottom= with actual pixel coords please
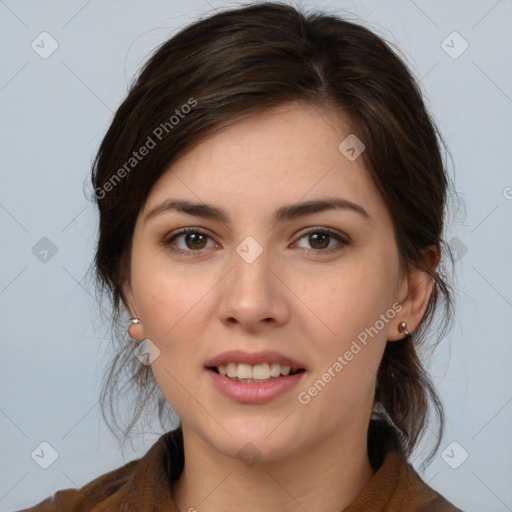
left=133, top=339, right=161, bottom=365
left=237, top=442, right=262, bottom=467
left=441, top=31, right=468, bottom=59
left=31, top=31, right=59, bottom=59
left=236, top=236, right=263, bottom=263
left=441, top=441, right=469, bottom=469
left=31, top=441, right=59, bottom=469
left=448, top=236, right=468, bottom=263
left=32, top=237, right=58, bottom=263
left=338, top=134, right=365, bottom=161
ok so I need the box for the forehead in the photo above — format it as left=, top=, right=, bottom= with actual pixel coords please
left=142, top=102, right=389, bottom=226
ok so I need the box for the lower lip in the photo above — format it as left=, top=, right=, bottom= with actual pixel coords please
left=207, top=369, right=305, bottom=404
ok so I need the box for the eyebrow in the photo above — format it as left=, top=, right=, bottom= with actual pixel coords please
left=145, top=197, right=372, bottom=225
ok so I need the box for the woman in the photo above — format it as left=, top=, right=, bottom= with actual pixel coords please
left=21, top=2, right=463, bottom=511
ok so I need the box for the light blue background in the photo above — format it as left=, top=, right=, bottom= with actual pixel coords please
left=1, top=1, right=511, bottom=511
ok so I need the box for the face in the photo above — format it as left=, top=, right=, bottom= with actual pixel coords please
left=125, top=102, right=413, bottom=462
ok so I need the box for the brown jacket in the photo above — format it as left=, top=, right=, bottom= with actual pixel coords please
left=18, top=424, right=462, bottom=512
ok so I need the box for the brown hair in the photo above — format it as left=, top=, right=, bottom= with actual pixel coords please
left=90, top=1, right=458, bottom=464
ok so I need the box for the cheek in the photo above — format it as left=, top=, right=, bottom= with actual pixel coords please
left=313, top=264, right=397, bottom=340
left=305, top=252, right=399, bottom=381
left=131, top=259, right=217, bottom=352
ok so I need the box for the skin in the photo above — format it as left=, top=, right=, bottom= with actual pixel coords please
left=125, top=102, right=437, bottom=512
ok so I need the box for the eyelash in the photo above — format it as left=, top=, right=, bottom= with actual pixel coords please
left=160, top=227, right=350, bottom=257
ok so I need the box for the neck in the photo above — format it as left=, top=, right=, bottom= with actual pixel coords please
left=172, top=422, right=375, bottom=512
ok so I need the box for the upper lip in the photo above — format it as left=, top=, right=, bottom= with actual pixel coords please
left=205, top=350, right=307, bottom=370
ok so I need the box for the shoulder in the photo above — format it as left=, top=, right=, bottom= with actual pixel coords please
left=395, top=455, right=463, bottom=512
left=16, top=428, right=183, bottom=512
left=344, top=450, right=464, bottom=511
left=17, top=458, right=140, bottom=512
left=363, top=420, right=463, bottom=512
left=18, top=428, right=184, bottom=512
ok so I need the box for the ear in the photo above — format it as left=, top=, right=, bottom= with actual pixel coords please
left=387, top=245, right=440, bottom=342
left=123, top=282, right=146, bottom=341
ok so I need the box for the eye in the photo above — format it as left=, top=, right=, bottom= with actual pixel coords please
left=160, top=226, right=349, bottom=256
left=293, top=227, right=349, bottom=254
left=161, top=228, right=218, bottom=256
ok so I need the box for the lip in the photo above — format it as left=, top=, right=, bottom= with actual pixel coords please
left=204, top=350, right=306, bottom=370
left=207, top=368, right=306, bottom=404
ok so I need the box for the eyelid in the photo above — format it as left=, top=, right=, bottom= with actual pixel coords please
left=160, top=227, right=216, bottom=253
left=294, top=226, right=350, bottom=244
left=160, top=226, right=350, bottom=255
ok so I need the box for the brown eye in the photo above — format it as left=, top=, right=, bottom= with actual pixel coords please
left=182, top=232, right=208, bottom=250
left=161, top=227, right=349, bottom=257
left=162, top=228, right=218, bottom=256
left=308, top=232, right=330, bottom=250
left=294, top=228, right=349, bottom=254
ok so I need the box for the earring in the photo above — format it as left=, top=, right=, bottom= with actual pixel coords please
left=128, top=318, right=142, bottom=341
left=398, top=321, right=410, bottom=338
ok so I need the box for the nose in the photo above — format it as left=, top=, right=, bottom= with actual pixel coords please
left=216, top=244, right=290, bottom=333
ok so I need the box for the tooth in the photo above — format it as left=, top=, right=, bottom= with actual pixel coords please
left=226, top=363, right=238, bottom=378
left=253, top=363, right=270, bottom=380
left=237, top=363, right=253, bottom=379
left=220, top=362, right=298, bottom=380
left=269, top=363, right=281, bottom=377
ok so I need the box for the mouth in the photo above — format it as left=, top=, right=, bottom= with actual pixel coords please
left=207, top=363, right=305, bottom=383
left=204, top=350, right=307, bottom=402
left=206, top=361, right=306, bottom=404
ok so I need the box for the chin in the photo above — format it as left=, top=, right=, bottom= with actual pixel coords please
left=205, top=418, right=304, bottom=464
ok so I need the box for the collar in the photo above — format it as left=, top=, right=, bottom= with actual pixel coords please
left=85, top=420, right=457, bottom=512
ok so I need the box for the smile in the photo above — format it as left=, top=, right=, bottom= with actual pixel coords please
left=210, top=362, right=304, bottom=382
left=205, top=350, right=307, bottom=403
